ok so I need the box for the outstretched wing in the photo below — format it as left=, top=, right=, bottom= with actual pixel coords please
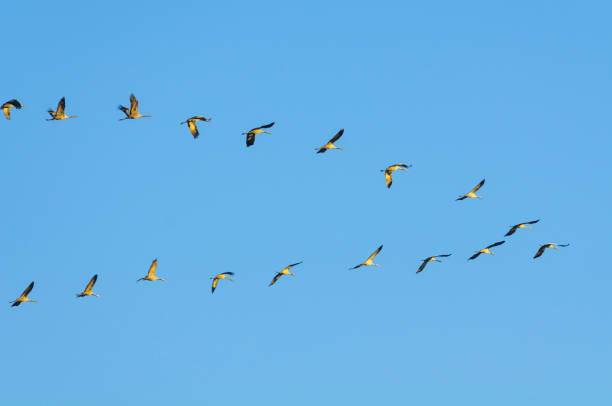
left=384, top=170, right=393, bottom=188
left=269, top=272, right=282, bottom=286
left=486, top=240, right=505, bottom=249
left=246, top=132, right=256, bottom=147
left=456, top=196, right=467, bottom=201
left=329, top=128, right=344, bottom=143
left=468, top=252, right=482, bottom=260
left=21, top=281, right=34, bottom=297
left=436, top=254, right=452, bottom=258
left=188, top=120, right=199, bottom=138
left=505, top=225, right=520, bottom=236
left=533, top=245, right=547, bottom=258
left=2, top=106, right=10, bottom=120
left=259, top=122, right=275, bottom=129
left=366, top=245, right=383, bottom=262
left=285, top=262, right=302, bottom=270
left=129, top=94, right=139, bottom=116
left=84, top=274, right=98, bottom=292
left=557, top=243, right=570, bottom=247
left=526, top=219, right=540, bottom=225
left=416, top=259, right=429, bottom=274
left=470, top=179, right=485, bottom=193
left=147, top=259, right=158, bottom=278
left=221, top=271, right=235, bottom=276
left=118, top=105, right=130, bottom=116
left=211, top=278, right=219, bottom=293
left=56, top=97, right=66, bottom=116
left=350, top=263, right=363, bottom=270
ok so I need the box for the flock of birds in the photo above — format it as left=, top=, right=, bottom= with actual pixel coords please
left=2, top=94, right=570, bottom=307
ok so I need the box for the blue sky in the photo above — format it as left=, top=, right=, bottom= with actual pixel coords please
left=2, top=1, right=611, bottom=404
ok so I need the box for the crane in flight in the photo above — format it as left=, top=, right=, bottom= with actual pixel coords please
left=269, top=262, right=302, bottom=286
left=468, top=241, right=505, bottom=260
left=316, top=129, right=344, bottom=153
left=118, top=94, right=152, bottom=120
left=10, top=282, right=37, bottom=307
left=350, top=245, right=383, bottom=269
left=457, top=179, right=485, bottom=200
left=46, top=97, right=77, bottom=120
left=243, top=122, right=274, bottom=147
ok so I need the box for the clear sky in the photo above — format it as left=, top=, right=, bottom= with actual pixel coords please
left=2, top=1, right=611, bottom=404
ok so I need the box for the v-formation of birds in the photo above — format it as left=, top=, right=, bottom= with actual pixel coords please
left=3, top=94, right=570, bottom=306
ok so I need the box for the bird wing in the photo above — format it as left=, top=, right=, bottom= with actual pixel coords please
left=366, top=245, right=383, bottom=262
left=56, top=97, right=66, bottom=116
left=526, top=219, right=540, bottom=225
left=316, top=146, right=327, bottom=153
left=21, top=281, right=34, bottom=297
left=384, top=170, right=393, bottom=188
left=437, top=254, right=452, bottom=258
left=129, top=94, right=139, bottom=116
left=118, top=105, right=129, bottom=116
left=416, top=259, right=429, bottom=274
left=84, top=274, right=98, bottom=292
left=147, top=259, right=158, bottom=277
left=246, top=132, right=256, bottom=147
left=557, top=243, right=570, bottom=247
left=397, top=164, right=410, bottom=169
left=486, top=241, right=505, bottom=249
left=259, top=122, right=275, bottom=129
left=505, top=225, right=519, bottom=236
left=329, top=129, right=344, bottom=144
left=188, top=120, right=199, bottom=137
left=222, top=271, right=235, bottom=276
left=468, top=252, right=482, bottom=260
left=211, top=277, right=219, bottom=293
left=470, top=179, right=485, bottom=193
left=2, top=107, right=10, bottom=120
left=533, top=245, right=547, bottom=258
left=286, top=262, right=302, bottom=270
left=456, top=196, right=467, bottom=201
left=350, top=264, right=363, bottom=269
left=269, top=272, right=282, bottom=286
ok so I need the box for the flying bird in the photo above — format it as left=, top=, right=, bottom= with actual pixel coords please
left=137, top=259, right=165, bottom=282
left=505, top=219, right=540, bottom=236
left=76, top=274, right=101, bottom=298
left=243, top=122, right=274, bottom=147
left=118, top=93, right=152, bottom=120
left=268, top=262, right=302, bottom=287
left=381, top=164, right=412, bottom=188
left=180, top=116, right=211, bottom=139
left=416, top=254, right=452, bottom=274
left=457, top=179, right=485, bottom=200
left=10, top=282, right=36, bottom=307
left=316, top=129, right=344, bottom=153
left=211, top=271, right=234, bottom=293
left=350, top=245, right=383, bottom=269
left=46, top=97, right=77, bottom=120
left=533, top=243, right=569, bottom=259
left=468, top=241, right=505, bottom=260
left=2, top=99, right=23, bottom=120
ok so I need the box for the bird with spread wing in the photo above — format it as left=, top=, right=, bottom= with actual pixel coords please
left=381, top=164, right=412, bottom=188
left=211, top=272, right=234, bottom=293
left=181, top=115, right=211, bottom=139
left=505, top=220, right=540, bottom=236
left=457, top=179, right=485, bottom=200
left=46, top=97, right=77, bottom=120
left=76, top=274, right=101, bottom=298
left=416, top=254, right=452, bottom=274
left=269, top=262, right=302, bottom=286
left=350, top=245, right=383, bottom=269
left=118, top=93, right=152, bottom=120
left=316, top=129, right=344, bottom=153
left=10, top=282, right=37, bottom=307
left=2, top=99, right=23, bottom=120
left=243, top=122, right=274, bottom=147
left=468, top=241, right=505, bottom=260
left=533, top=243, right=569, bottom=259
left=137, top=259, right=165, bottom=282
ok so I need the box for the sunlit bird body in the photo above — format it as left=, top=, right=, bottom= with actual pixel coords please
left=457, top=179, right=485, bottom=200
left=269, top=262, right=302, bottom=286
left=2, top=99, right=23, bottom=120
left=119, top=94, right=151, bottom=120
left=533, top=243, right=569, bottom=259
left=416, top=254, right=452, bottom=274
left=10, top=281, right=36, bottom=307
left=46, top=97, right=77, bottom=120
left=180, top=115, right=211, bottom=139
left=76, top=274, right=101, bottom=298
left=243, top=122, right=274, bottom=147
left=137, top=259, right=165, bottom=282
left=351, top=245, right=383, bottom=269
left=468, top=241, right=505, bottom=260
left=316, top=129, right=344, bottom=153
left=211, top=271, right=234, bottom=293
left=381, top=164, right=412, bottom=188
left=505, top=219, right=540, bottom=236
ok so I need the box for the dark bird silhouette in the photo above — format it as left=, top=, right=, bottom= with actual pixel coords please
left=468, top=241, right=505, bottom=260
left=180, top=115, right=211, bottom=138
left=316, top=129, right=344, bottom=153
left=2, top=99, right=23, bottom=120
left=457, top=179, right=485, bottom=200
left=533, top=243, right=569, bottom=259
left=118, top=94, right=151, bottom=120
left=416, top=254, right=452, bottom=274
left=505, top=220, right=540, bottom=236
left=243, top=122, right=274, bottom=147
